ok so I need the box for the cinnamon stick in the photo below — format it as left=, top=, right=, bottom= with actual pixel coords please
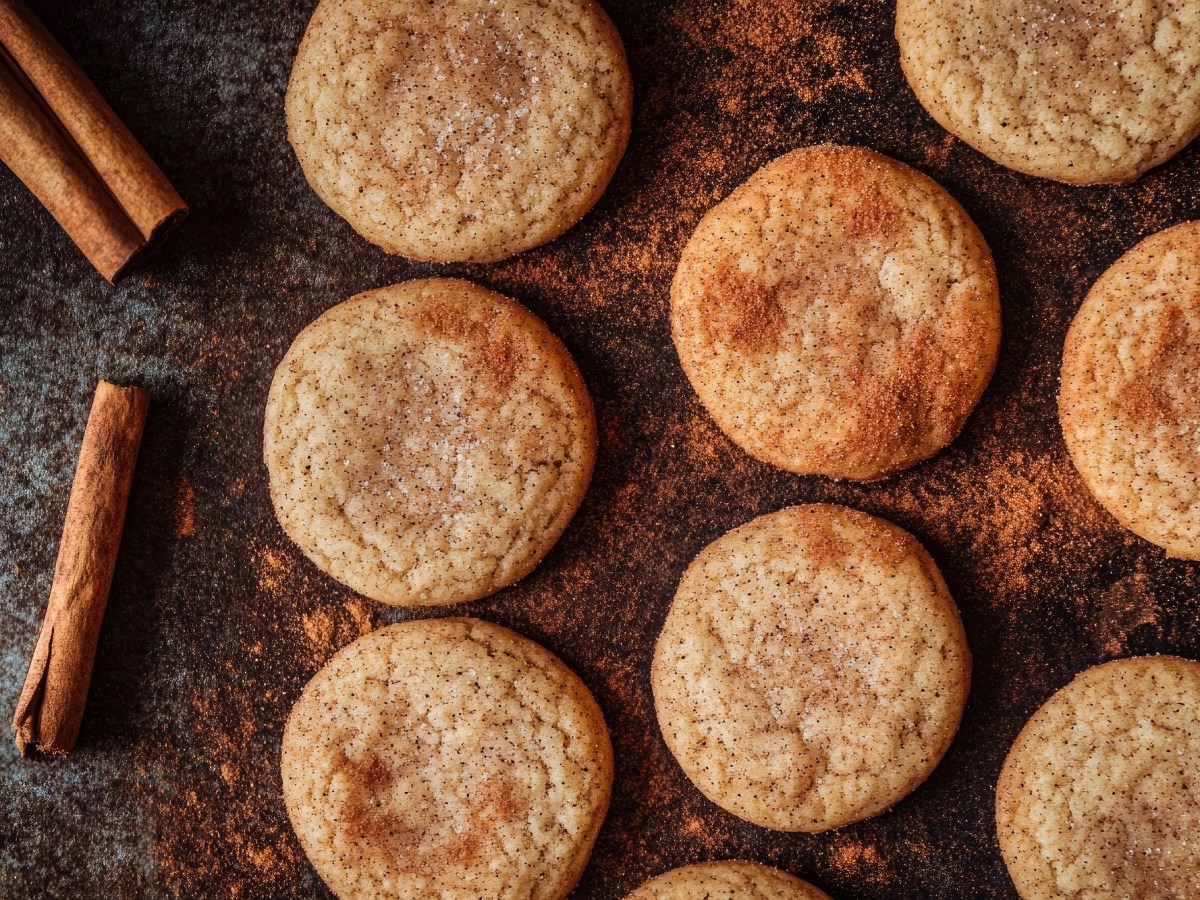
left=12, top=381, right=149, bottom=756
left=0, top=57, right=145, bottom=280
left=0, top=0, right=186, bottom=281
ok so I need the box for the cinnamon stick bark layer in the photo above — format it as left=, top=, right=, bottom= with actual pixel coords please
left=0, top=0, right=186, bottom=281
left=12, top=381, right=149, bottom=756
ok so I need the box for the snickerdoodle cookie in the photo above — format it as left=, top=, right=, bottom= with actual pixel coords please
left=652, top=504, right=971, bottom=832
left=286, top=0, right=632, bottom=262
left=281, top=617, right=613, bottom=899
left=996, top=655, right=1200, bottom=899
left=1059, top=222, right=1200, bottom=559
left=671, top=144, right=999, bottom=481
left=264, top=278, right=595, bottom=606
left=896, top=0, right=1200, bottom=184
left=626, top=861, right=831, bottom=900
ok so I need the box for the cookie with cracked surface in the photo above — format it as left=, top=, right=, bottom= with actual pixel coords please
left=651, top=504, right=971, bottom=832
left=285, top=0, right=632, bottom=262
left=626, top=860, right=831, bottom=900
left=896, top=0, right=1200, bottom=184
left=670, top=144, right=999, bottom=481
left=281, top=617, right=614, bottom=900
left=263, top=278, right=595, bottom=606
left=1059, top=221, right=1200, bottom=560
left=996, top=655, right=1200, bottom=899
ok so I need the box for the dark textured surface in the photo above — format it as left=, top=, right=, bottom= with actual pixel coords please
left=2, top=1, right=1200, bottom=897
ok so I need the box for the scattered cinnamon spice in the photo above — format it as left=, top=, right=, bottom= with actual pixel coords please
left=826, top=840, right=887, bottom=885
left=174, top=479, right=197, bottom=537
left=1088, top=570, right=1159, bottom=656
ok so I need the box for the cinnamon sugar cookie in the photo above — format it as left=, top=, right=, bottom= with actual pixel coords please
left=997, top=655, right=1200, bottom=899
left=671, top=144, right=1000, bottom=481
left=281, top=617, right=613, bottom=899
left=652, top=504, right=971, bottom=832
left=286, top=0, right=632, bottom=262
left=264, top=278, right=595, bottom=606
left=626, top=861, right=830, bottom=900
left=896, top=0, right=1200, bottom=184
left=1059, top=222, right=1200, bottom=559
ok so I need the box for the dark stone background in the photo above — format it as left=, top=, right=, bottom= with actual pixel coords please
left=2, top=1, right=1199, bottom=897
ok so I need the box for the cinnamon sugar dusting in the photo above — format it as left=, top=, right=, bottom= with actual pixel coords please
left=414, top=304, right=523, bottom=391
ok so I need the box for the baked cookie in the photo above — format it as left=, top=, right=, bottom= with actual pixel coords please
left=1059, top=221, right=1200, bottom=559
left=896, top=0, right=1200, bottom=185
left=285, top=0, right=632, bottom=262
left=626, top=861, right=830, bottom=900
left=281, top=617, right=614, bottom=899
left=997, top=655, right=1200, bottom=899
left=671, top=144, right=999, bottom=481
left=264, top=278, right=595, bottom=606
left=652, top=504, right=971, bottom=832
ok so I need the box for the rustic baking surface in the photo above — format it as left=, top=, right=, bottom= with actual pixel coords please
left=2, top=1, right=1200, bottom=897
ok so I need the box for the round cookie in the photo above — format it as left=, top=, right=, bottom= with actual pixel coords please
left=896, top=0, right=1200, bottom=185
left=996, top=655, right=1200, bottom=899
left=626, top=861, right=830, bottom=900
left=264, top=278, right=595, bottom=606
left=651, top=503, right=971, bottom=832
left=670, top=144, right=1000, bottom=481
left=285, top=0, right=632, bottom=263
left=281, top=617, right=614, bottom=900
left=1059, top=222, right=1200, bottom=559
